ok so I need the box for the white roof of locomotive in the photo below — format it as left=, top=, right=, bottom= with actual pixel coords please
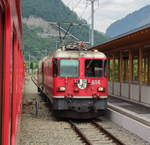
left=49, top=49, right=106, bottom=59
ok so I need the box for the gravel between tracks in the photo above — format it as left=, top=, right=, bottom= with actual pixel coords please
left=18, top=77, right=150, bottom=145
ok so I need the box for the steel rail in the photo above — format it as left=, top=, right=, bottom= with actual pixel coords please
left=31, top=76, right=41, bottom=89
left=91, top=121, right=126, bottom=145
left=68, top=120, right=93, bottom=145
left=31, top=76, right=44, bottom=95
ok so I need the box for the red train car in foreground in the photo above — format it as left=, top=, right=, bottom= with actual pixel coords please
left=0, top=0, right=24, bottom=145
left=38, top=48, right=108, bottom=119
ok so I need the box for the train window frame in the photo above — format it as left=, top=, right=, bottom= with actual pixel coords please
left=84, top=59, right=104, bottom=78
left=53, top=58, right=59, bottom=77
left=59, top=58, right=80, bottom=78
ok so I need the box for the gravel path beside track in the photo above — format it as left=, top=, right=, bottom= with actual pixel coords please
left=18, top=77, right=149, bottom=145
left=18, top=77, right=82, bottom=145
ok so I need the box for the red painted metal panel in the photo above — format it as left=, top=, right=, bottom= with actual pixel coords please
left=0, top=5, right=4, bottom=144
left=11, top=32, right=18, bottom=145
left=2, top=7, right=12, bottom=145
left=0, top=0, right=24, bottom=145
left=42, top=57, right=108, bottom=98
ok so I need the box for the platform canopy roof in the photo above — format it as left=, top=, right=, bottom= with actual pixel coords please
left=90, top=24, right=150, bottom=55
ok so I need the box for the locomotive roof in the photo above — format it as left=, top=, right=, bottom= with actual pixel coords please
left=49, top=49, right=106, bottom=58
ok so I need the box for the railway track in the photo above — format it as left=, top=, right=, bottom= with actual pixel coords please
left=68, top=120, right=125, bottom=145
left=32, top=76, right=125, bottom=145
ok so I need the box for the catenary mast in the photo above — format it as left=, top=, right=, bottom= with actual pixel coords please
left=86, top=0, right=99, bottom=46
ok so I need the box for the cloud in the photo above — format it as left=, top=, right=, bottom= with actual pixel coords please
left=62, top=0, right=150, bottom=32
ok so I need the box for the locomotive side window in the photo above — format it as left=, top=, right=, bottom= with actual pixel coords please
left=60, top=59, right=79, bottom=77
left=53, top=59, right=59, bottom=76
left=85, top=59, right=103, bottom=77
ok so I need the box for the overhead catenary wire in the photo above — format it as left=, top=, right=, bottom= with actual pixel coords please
left=47, top=21, right=89, bottom=46
left=55, top=24, right=80, bottom=41
left=47, top=21, right=87, bottom=26
left=71, top=0, right=83, bottom=11
left=80, top=0, right=98, bottom=20
left=63, top=0, right=89, bottom=23
left=62, top=0, right=84, bottom=22
left=85, top=1, right=99, bottom=23
left=66, top=0, right=73, bottom=6
left=49, top=0, right=94, bottom=47
left=62, top=23, right=72, bottom=40
left=80, top=3, right=89, bottom=19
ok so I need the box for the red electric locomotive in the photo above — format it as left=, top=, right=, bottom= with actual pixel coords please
left=38, top=47, right=107, bottom=119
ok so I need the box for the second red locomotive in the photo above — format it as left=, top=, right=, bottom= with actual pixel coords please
left=38, top=48, right=108, bottom=119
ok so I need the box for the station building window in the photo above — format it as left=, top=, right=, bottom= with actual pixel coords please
left=133, top=58, right=138, bottom=82
left=114, top=59, right=119, bottom=82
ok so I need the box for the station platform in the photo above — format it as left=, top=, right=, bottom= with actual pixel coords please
left=107, top=96, right=150, bottom=143
left=108, top=96, right=150, bottom=126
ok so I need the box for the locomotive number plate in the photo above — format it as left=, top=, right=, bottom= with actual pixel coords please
left=92, top=80, right=101, bottom=85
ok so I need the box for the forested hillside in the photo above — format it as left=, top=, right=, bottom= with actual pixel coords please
left=22, top=0, right=108, bottom=62
left=23, top=24, right=58, bottom=61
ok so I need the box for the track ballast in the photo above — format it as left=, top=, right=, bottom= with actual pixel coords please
left=68, top=120, right=125, bottom=145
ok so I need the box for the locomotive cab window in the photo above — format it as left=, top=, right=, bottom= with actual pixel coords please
left=85, top=59, right=103, bottom=77
left=60, top=59, right=79, bottom=77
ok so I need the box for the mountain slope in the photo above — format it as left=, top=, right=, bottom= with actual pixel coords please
left=23, top=24, right=58, bottom=62
left=106, top=5, right=150, bottom=37
left=22, top=0, right=108, bottom=45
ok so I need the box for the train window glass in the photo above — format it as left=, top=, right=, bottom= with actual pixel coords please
left=60, top=59, right=79, bottom=77
left=85, top=59, right=103, bottom=77
left=53, top=59, right=59, bottom=76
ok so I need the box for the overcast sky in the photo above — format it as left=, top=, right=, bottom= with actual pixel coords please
left=62, top=0, right=150, bottom=33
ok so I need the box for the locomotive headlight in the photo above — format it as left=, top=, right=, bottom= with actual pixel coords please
left=97, top=87, right=105, bottom=92
left=58, top=87, right=66, bottom=92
